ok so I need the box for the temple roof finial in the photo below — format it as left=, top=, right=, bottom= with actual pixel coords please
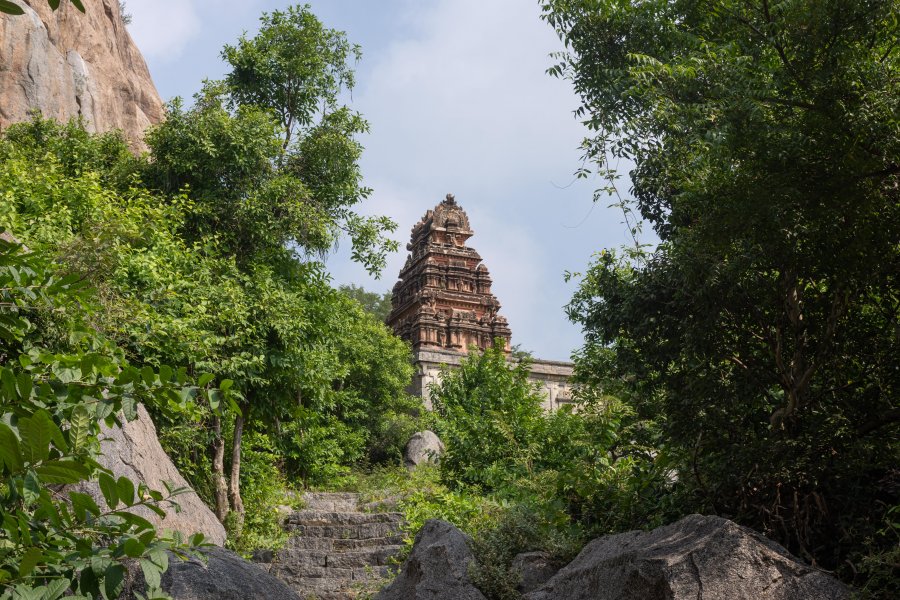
left=444, top=193, right=456, bottom=205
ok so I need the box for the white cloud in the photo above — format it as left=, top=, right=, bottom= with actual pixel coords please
left=125, top=0, right=201, bottom=61
left=329, top=0, right=595, bottom=360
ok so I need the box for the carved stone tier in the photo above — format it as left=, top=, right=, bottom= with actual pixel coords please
left=387, top=194, right=512, bottom=353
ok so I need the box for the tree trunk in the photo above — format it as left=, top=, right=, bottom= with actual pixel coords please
left=211, top=416, right=229, bottom=523
left=228, top=406, right=246, bottom=522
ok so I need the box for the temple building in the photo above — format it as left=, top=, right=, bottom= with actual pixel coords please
left=387, top=194, right=574, bottom=409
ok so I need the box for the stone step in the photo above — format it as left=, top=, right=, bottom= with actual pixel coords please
left=258, top=491, right=404, bottom=599
left=290, top=521, right=403, bottom=540
left=285, top=510, right=403, bottom=527
left=301, top=492, right=360, bottom=512
left=284, top=533, right=405, bottom=551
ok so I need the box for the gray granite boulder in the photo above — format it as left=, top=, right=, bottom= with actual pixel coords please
left=138, top=547, right=300, bottom=600
left=375, top=519, right=487, bottom=600
left=73, top=404, right=227, bottom=545
left=525, top=514, right=851, bottom=600
left=511, top=551, right=560, bottom=594
left=404, top=430, right=445, bottom=470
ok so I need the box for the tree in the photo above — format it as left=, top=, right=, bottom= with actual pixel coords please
left=545, top=0, right=899, bottom=584
left=222, top=4, right=361, bottom=151
left=339, top=284, right=392, bottom=322
left=431, top=343, right=546, bottom=492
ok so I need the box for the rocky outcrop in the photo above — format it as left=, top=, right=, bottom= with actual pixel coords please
left=404, top=430, right=445, bottom=469
left=375, top=519, right=487, bottom=600
left=130, top=547, right=300, bottom=600
left=0, top=0, right=163, bottom=149
left=75, top=404, right=227, bottom=546
left=510, top=551, right=559, bottom=594
left=525, top=514, right=850, bottom=600
left=255, top=492, right=404, bottom=600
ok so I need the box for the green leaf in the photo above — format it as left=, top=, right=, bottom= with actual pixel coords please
left=69, top=491, right=101, bottom=520
left=141, top=366, right=156, bottom=386
left=47, top=0, right=60, bottom=10
left=35, top=459, right=90, bottom=484
left=116, top=511, right=155, bottom=533
left=219, top=379, right=233, bottom=391
left=0, top=423, right=24, bottom=472
left=41, top=578, right=70, bottom=600
left=19, top=410, right=55, bottom=463
left=140, top=557, right=162, bottom=588
left=23, top=470, right=41, bottom=505
left=98, top=472, right=119, bottom=509
left=0, top=1, right=26, bottom=16
left=1, top=368, right=16, bottom=400
left=102, top=563, right=126, bottom=600
left=70, top=0, right=85, bottom=13
left=16, top=373, right=32, bottom=400
left=116, top=476, right=135, bottom=506
left=123, top=537, right=145, bottom=558
left=18, top=547, right=42, bottom=577
left=69, top=405, right=91, bottom=452
left=197, top=373, right=215, bottom=387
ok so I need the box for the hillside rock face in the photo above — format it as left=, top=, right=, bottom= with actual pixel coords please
left=74, top=404, right=227, bottom=546
left=0, top=0, right=163, bottom=149
left=525, top=514, right=850, bottom=600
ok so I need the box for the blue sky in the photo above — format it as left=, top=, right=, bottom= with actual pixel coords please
left=127, top=0, right=641, bottom=361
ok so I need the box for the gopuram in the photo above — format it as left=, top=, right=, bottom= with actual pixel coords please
left=387, top=194, right=573, bottom=410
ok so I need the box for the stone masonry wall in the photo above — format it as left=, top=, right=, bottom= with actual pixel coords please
left=411, top=348, right=574, bottom=411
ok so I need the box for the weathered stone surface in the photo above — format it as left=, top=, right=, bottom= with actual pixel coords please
left=256, top=492, right=404, bottom=599
left=404, top=430, right=445, bottom=469
left=525, top=514, right=851, bottom=600
left=135, top=547, right=299, bottom=600
left=510, top=551, right=559, bottom=594
left=0, top=0, right=163, bottom=150
left=74, top=404, right=226, bottom=546
left=374, top=519, right=487, bottom=600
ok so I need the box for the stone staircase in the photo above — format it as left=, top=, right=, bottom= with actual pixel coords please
left=254, top=492, right=405, bottom=600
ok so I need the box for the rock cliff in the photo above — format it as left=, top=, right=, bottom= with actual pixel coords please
left=0, top=0, right=163, bottom=149
left=73, top=405, right=227, bottom=546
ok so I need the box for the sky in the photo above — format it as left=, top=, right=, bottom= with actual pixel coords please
left=126, top=0, right=640, bottom=362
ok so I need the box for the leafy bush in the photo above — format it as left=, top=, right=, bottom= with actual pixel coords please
left=431, top=343, right=545, bottom=493
left=0, top=238, right=207, bottom=599
left=226, top=431, right=297, bottom=555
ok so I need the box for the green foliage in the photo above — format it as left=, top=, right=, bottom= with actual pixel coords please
left=0, top=238, right=210, bottom=599
left=431, top=343, right=545, bottom=492
left=222, top=3, right=361, bottom=149
left=226, top=431, right=296, bottom=555
left=544, top=0, right=900, bottom=593
left=339, top=465, right=503, bottom=551
left=469, top=504, right=582, bottom=600
left=1, top=108, right=416, bottom=543
left=0, top=1, right=85, bottom=16
left=339, top=284, right=392, bottom=323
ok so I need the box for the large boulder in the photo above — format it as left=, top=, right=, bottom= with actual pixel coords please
left=525, top=514, right=850, bottom=600
left=130, top=547, right=299, bottom=600
left=0, top=0, right=164, bottom=150
left=510, top=551, right=560, bottom=594
left=404, top=430, right=445, bottom=470
left=74, top=404, right=227, bottom=546
left=375, top=519, right=487, bottom=600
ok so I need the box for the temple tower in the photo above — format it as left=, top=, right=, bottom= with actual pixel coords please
left=387, top=194, right=512, bottom=354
